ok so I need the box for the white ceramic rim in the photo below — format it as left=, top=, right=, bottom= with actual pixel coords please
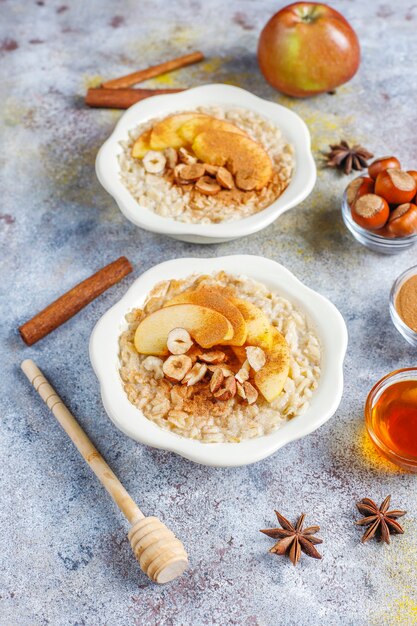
left=95, top=84, right=316, bottom=240
left=89, top=255, right=347, bottom=467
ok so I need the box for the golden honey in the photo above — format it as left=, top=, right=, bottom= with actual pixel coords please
left=365, top=369, right=417, bottom=471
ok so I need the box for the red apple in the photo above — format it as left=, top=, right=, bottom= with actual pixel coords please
left=258, top=2, right=360, bottom=97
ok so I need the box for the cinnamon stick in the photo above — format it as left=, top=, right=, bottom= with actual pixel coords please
left=19, top=257, right=133, bottom=346
left=85, top=87, right=184, bottom=109
left=102, top=51, right=204, bottom=90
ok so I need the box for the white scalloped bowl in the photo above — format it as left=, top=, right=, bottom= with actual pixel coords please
left=95, top=84, right=316, bottom=243
left=89, top=256, right=347, bottom=467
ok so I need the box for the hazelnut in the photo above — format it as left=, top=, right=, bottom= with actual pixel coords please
left=174, top=164, right=188, bottom=184
left=351, top=193, right=389, bottom=230
left=210, top=368, right=224, bottom=394
left=216, top=167, right=234, bottom=190
left=243, top=381, right=258, bottom=405
left=199, top=350, right=226, bottom=364
left=162, top=354, right=192, bottom=382
left=164, top=147, right=178, bottom=169
left=204, top=163, right=219, bottom=176
left=195, top=176, right=221, bottom=196
left=375, top=169, right=416, bottom=204
left=346, top=176, right=374, bottom=208
left=179, top=163, right=206, bottom=182
left=178, top=147, right=197, bottom=165
left=167, top=328, right=193, bottom=355
left=386, top=203, right=417, bottom=237
left=236, top=359, right=251, bottom=384
left=213, top=376, right=237, bottom=401
left=207, top=365, right=235, bottom=377
left=183, top=362, right=208, bottom=386
left=236, top=381, right=246, bottom=399
left=142, top=150, right=166, bottom=174
left=368, top=155, right=401, bottom=180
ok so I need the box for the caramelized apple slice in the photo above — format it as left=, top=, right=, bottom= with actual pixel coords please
left=164, top=286, right=247, bottom=346
left=192, top=130, right=272, bottom=190
left=254, top=327, right=290, bottom=403
left=131, top=129, right=152, bottom=159
left=134, top=303, right=233, bottom=356
left=179, top=116, right=247, bottom=143
left=229, top=298, right=273, bottom=351
left=150, top=113, right=207, bottom=150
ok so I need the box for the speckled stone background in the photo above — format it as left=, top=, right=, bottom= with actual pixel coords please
left=1, top=1, right=417, bottom=624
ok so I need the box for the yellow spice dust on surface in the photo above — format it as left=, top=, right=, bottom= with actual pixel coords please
left=275, top=95, right=356, bottom=159
left=1, top=98, right=33, bottom=127
left=358, top=425, right=405, bottom=474
left=83, top=74, right=104, bottom=89
left=369, top=588, right=417, bottom=625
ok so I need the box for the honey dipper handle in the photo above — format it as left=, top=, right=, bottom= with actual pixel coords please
left=21, top=359, right=144, bottom=524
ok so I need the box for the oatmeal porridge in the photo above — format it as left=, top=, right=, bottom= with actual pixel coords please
left=118, top=272, right=320, bottom=443
left=118, top=107, right=294, bottom=224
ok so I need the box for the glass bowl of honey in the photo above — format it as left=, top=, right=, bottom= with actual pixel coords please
left=365, top=368, right=417, bottom=471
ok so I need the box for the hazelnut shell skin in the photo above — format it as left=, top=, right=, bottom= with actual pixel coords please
left=351, top=193, right=389, bottom=230
left=368, top=156, right=400, bottom=180
left=374, top=169, right=417, bottom=204
left=386, top=203, right=417, bottom=237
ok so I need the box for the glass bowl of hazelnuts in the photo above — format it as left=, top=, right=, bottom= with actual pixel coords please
left=342, top=155, right=417, bottom=254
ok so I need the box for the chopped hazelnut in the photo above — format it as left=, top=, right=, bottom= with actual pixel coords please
left=195, top=176, right=221, bottom=196
left=243, top=381, right=258, bottom=405
left=184, top=362, right=208, bottom=386
left=213, top=376, right=237, bottom=401
left=210, top=368, right=224, bottom=394
left=179, top=163, right=206, bottom=182
left=236, top=359, right=250, bottom=384
left=216, top=167, right=234, bottom=190
left=199, top=350, right=226, bottom=364
left=164, top=147, right=178, bottom=169
left=178, top=147, right=197, bottom=165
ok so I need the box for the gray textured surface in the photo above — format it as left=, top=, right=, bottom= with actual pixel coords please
left=1, top=1, right=417, bottom=625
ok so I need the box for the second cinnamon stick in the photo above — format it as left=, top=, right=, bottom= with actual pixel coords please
left=102, top=51, right=204, bottom=89
left=19, top=257, right=133, bottom=346
left=85, top=87, right=184, bottom=109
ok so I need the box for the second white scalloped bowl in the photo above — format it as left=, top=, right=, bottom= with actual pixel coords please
left=90, top=256, right=347, bottom=467
left=95, top=84, right=316, bottom=243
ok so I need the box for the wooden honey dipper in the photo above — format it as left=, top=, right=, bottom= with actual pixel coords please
left=21, top=359, right=188, bottom=584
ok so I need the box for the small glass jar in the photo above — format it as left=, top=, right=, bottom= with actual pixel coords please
left=365, top=368, right=417, bottom=472
left=390, top=265, right=417, bottom=347
left=341, top=180, right=417, bottom=254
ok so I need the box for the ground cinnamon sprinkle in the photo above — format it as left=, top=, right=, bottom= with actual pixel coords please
left=395, top=274, right=417, bottom=332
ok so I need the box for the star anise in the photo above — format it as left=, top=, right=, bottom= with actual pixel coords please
left=260, top=511, right=322, bottom=566
left=324, top=140, right=373, bottom=175
left=355, top=495, right=406, bottom=544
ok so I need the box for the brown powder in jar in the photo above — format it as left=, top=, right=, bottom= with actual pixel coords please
left=395, top=274, right=417, bottom=332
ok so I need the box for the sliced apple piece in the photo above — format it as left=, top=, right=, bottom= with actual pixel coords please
left=179, top=116, right=247, bottom=144
left=131, top=129, right=153, bottom=159
left=134, top=303, right=233, bottom=356
left=150, top=113, right=207, bottom=150
left=163, top=286, right=247, bottom=346
left=229, top=298, right=273, bottom=351
left=192, top=130, right=272, bottom=190
left=254, top=327, right=290, bottom=403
